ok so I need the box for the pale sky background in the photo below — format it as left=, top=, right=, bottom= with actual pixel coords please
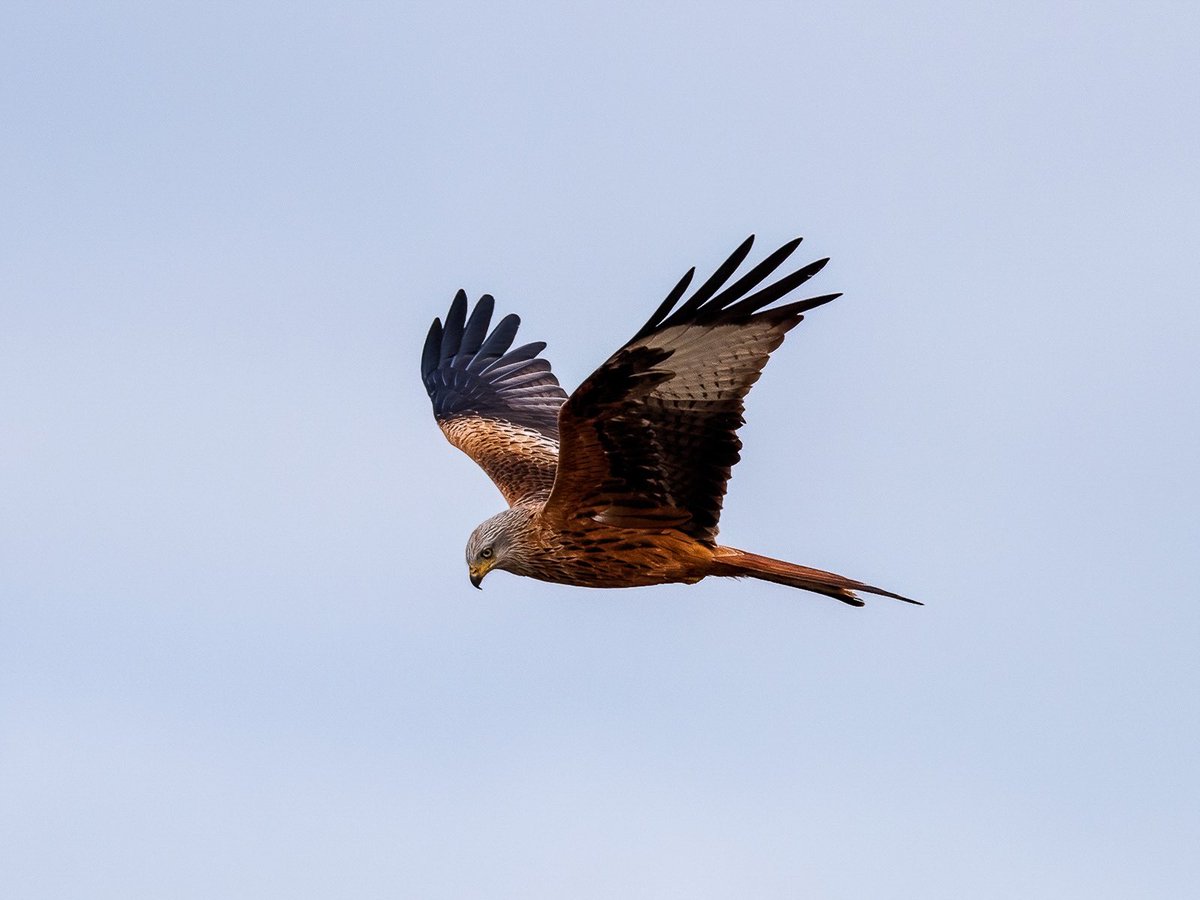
left=3, top=2, right=1198, bottom=898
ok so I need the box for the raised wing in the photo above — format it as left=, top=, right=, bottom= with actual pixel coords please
left=422, top=291, right=568, bottom=506
left=543, top=235, right=838, bottom=541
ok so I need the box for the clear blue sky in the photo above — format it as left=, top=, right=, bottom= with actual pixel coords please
left=3, top=2, right=1198, bottom=897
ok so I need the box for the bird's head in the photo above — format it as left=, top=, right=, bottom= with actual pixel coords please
left=465, top=508, right=531, bottom=589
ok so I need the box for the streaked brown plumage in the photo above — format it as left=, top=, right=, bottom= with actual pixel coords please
left=421, top=235, right=918, bottom=606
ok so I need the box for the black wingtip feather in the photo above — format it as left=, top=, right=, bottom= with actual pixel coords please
left=467, top=313, right=521, bottom=372
left=440, top=291, right=468, bottom=364
left=636, top=267, right=696, bottom=341
left=423, top=292, right=568, bottom=433
left=460, top=294, right=495, bottom=358
left=421, top=317, right=443, bottom=379
left=773, top=293, right=841, bottom=317
left=634, top=237, right=837, bottom=341
left=667, top=235, right=756, bottom=324
left=708, top=237, right=803, bottom=313
left=726, top=257, right=830, bottom=316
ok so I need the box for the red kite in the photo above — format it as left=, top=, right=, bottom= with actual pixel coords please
left=421, top=236, right=917, bottom=606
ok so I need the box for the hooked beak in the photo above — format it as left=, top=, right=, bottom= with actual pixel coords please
left=468, top=564, right=487, bottom=589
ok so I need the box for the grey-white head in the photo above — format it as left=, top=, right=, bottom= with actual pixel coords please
left=465, top=506, right=536, bottom=589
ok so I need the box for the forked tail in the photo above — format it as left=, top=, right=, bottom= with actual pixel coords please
left=712, top=546, right=920, bottom=607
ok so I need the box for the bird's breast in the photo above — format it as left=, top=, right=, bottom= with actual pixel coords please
left=518, top=520, right=714, bottom=588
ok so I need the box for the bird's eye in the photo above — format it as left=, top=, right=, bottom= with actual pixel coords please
left=480, top=547, right=494, bottom=559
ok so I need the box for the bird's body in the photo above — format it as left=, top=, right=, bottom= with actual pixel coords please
left=422, top=235, right=917, bottom=606
left=475, top=503, right=716, bottom=588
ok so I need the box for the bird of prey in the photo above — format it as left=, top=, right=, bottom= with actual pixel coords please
left=421, top=235, right=917, bottom=606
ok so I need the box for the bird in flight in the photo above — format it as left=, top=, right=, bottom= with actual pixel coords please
left=421, top=236, right=918, bottom=606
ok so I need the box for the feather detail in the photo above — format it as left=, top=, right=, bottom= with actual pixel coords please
left=544, top=236, right=839, bottom=543
left=422, top=293, right=567, bottom=504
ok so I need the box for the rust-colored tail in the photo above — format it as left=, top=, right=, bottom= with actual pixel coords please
left=712, top=546, right=920, bottom=607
